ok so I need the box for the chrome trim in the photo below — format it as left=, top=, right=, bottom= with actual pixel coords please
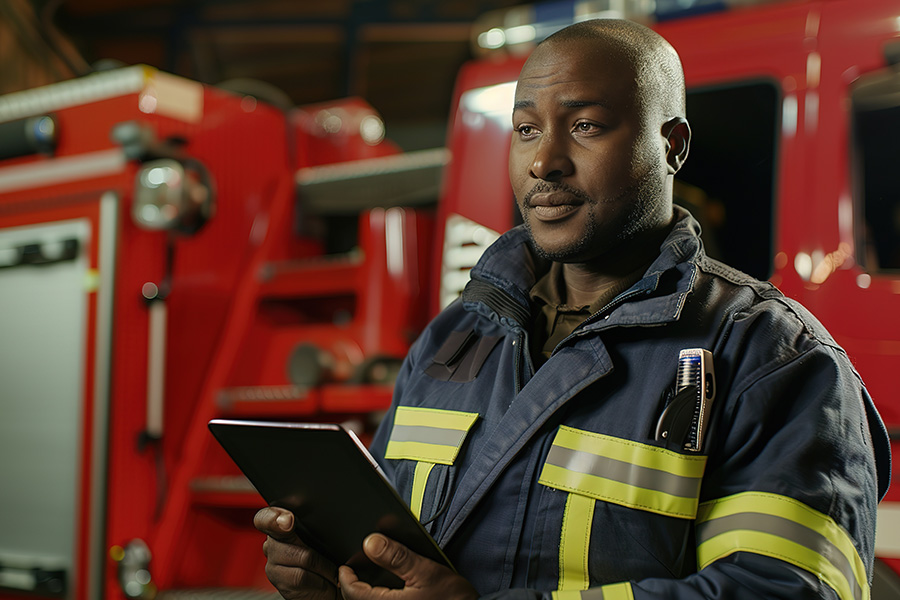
left=439, top=214, right=499, bottom=309
left=0, top=149, right=127, bottom=194
left=88, top=192, right=118, bottom=600
left=0, top=66, right=147, bottom=123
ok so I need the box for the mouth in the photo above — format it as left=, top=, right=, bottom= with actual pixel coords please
left=525, top=189, right=585, bottom=221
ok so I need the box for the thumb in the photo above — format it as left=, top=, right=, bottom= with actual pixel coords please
left=362, top=534, right=427, bottom=584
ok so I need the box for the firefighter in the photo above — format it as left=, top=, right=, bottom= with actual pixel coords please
left=255, top=18, right=890, bottom=600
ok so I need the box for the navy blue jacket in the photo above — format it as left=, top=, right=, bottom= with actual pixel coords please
left=369, top=208, right=890, bottom=600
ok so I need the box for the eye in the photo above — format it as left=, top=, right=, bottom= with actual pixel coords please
left=574, top=121, right=602, bottom=134
left=515, top=124, right=539, bottom=138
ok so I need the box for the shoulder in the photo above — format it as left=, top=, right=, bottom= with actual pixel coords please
left=679, top=254, right=863, bottom=410
left=692, top=254, right=842, bottom=351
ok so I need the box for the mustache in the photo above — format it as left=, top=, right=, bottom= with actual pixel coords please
left=522, top=181, right=592, bottom=207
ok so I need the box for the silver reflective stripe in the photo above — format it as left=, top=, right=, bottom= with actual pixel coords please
left=388, top=423, right=468, bottom=447
left=697, top=512, right=862, bottom=600
left=546, top=444, right=702, bottom=499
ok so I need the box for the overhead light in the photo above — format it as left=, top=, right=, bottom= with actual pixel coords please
left=477, top=27, right=506, bottom=49
left=505, top=25, right=537, bottom=45
left=461, top=82, right=517, bottom=118
left=472, top=0, right=659, bottom=56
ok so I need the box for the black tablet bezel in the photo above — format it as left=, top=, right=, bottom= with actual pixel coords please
left=207, top=418, right=454, bottom=588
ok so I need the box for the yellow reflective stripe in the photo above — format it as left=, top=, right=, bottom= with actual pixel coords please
left=553, top=426, right=706, bottom=478
left=539, top=426, right=706, bottom=519
left=559, top=492, right=595, bottom=591
left=596, top=582, right=634, bottom=600
left=696, top=492, right=869, bottom=600
left=700, top=531, right=859, bottom=599
left=409, top=461, right=435, bottom=520
left=551, top=582, right=634, bottom=600
left=385, top=407, right=479, bottom=464
left=393, top=406, right=480, bottom=429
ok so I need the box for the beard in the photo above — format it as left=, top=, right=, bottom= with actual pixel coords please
left=518, top=162, right=666, bottom=264
left=519, top=180, right=596, bottom=261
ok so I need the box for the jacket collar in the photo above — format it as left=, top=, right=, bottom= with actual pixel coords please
left=464, top=206, right=703, bottom=329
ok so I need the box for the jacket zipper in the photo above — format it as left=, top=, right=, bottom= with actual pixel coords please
left=513, top=330, right=525, bottom=394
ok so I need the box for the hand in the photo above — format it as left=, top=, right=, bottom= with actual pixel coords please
left=254, top=506, right=339, bottom=600
left=338, top=534, right=478, bottom=600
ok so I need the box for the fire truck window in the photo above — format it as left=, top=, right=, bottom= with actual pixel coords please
left=675, top=82, right=778, bottom=281
left=852, top=71, right=900, bottom=272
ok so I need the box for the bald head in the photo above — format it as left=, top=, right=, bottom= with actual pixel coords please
left=538, top=19, right=686, bottom=123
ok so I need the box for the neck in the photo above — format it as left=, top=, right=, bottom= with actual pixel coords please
left=560, top=223, right=671, bottom=307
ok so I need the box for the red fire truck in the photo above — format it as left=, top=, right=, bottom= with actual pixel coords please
left=0, top=0, right=897, bottom=598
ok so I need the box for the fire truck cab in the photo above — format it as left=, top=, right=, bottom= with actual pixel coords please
left=435, top=0, right=900, bottom=593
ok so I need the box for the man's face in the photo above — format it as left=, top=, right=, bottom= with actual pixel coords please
left=509, top=38, right=671, bottom=264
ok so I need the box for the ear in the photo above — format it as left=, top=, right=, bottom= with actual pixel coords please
left=662, top=117, right=691, bottom=175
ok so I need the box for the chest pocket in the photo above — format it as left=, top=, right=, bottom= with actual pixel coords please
left=538, top=425, right=708, bottom=591
left=384, top=406, right=480, bottom=522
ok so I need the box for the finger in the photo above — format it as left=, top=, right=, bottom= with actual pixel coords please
left=361, top=534, right=433, bottom=586
left=336, top=565, right=362, bottom=592
left=265, top=561, right=337, bottom=596
left=339, top=537, right=418, bottom=599
left=338, top=565, right=359, bottom=586
left=263, top=536, right=338, bottom=583
left=338, top=565, right=387, bottom=600
left=254, top=506, right=298, bottom=541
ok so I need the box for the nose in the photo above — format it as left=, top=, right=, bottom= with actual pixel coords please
left=529, top=134, right=573, bottom=181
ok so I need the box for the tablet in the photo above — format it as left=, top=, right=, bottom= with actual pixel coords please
left=207, top=419, right=454, bottom=588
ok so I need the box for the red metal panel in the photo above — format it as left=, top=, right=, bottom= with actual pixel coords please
left=430, top=58, right=524, bottom=315
left=656, top=0, right=813, bottom=298
left=792, top=0, right=900, bottom=431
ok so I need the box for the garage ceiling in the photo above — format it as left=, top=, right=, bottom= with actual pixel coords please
left=23, top=0, right=528, bottom=149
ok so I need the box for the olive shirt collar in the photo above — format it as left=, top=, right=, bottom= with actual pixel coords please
left=529, top=260, right=650, bottom=366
